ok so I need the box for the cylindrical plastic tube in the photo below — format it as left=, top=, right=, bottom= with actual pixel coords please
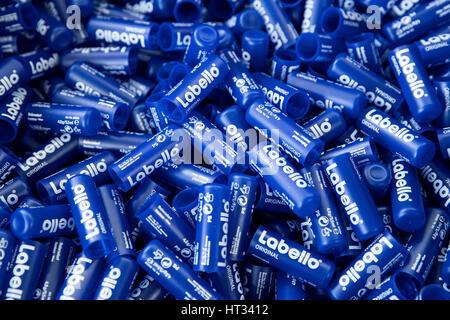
left=157, top=22, right=194, bottom=52
left=247, top=225, right=336, bottom=289
left=248, top=142, right=320, bottom=218
left=361, top=163, right=392, bottom=204
left=420, top=156, right=450, bottom=213
left=243, top=261, right=275, bottom=300
left=246, top=100, right=324, bottom=167
left=0, top=85, right=32, bottom=144
left=296, top=33, right=345, bottom=64
left=9, top=205, right=76, bottom=239
left=271, top=49, right=301, bottom=82
left=418, top=284, right=450, bottom=300
left=18, top=49, right=60, bottom=80
left=0, top=177, right=33, bottom=211
left=301, top=0, right=334, bottom=33
left=65, top=174, right=115, bottom=259
left=36, top=152, right=115, bottom=204
left=138, top=239, right=221, bottom=300
left=437, top=128, right=450, bottom=159
left=389, top=45, right=443, bottom=123
left=413, top=27, right=450, bottom=68
left=173, top=0, right=203, bottom=22
left=357, top=107, right=436, bottom=168
left=320, top=137, right=380, bottom=167
left=2, top=239, right=48, bottom=300
left=0, top=148, right=17, bottom=184
left=194, top=183, right=230, bottom=272
left=183, top=24, right=219, bottom=68
left=34, top=7, right=73, bottom=51
left=24, top=102, right=103, bottom=137
left=287, top=72, right=366, bottom=119
left=241, top=30, right=269, bottom=73
left=320, top=7, right=369, bottom=38
left=225, top=8, right=263, bottom=38
left=363, top=271, right=419, bottom=300
left=94, top=2, right=150, bottom=21
left=323, top=153, right=384, bottom=241
left=328, top=54, right=404, bottom=114
left=328, top=229, right=410, bottom=300
left=0, top=230, right=18, bottom=297
left=128, top=274, right=169, bottom=300
left=108, top=125, right=188, bottom=192
left=253, top=72, right=310, bottom=120
left=275, top=271, right=308, bottom=300
left=172, top=187, right=200, bottom=228
left=346, top=32, right=383, bottom=75
left=0, top=57, right=31, bottom=102
left=0, top=3, right=39, bottom=35
left=228, top=173, right=258, bottom=262
left=302, top=109, right=348, bottom=144
left=209, top=261, right=246, bottom=300
left=93, top=256, right=139, bottom=300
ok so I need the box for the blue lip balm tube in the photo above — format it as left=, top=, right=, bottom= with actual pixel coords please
left=248, top=226, right=336, bottom=289
left=420, top=156, right=450, bottom=213
left=357, top=107, right=436, bottom=168
left=138, top=239, right=222, bottom=300
left=24, top=102, right=103, bottom=137
left=65, top=174, right=115, bottom=259
left=386, top=153, right=426, bottom=232
left=389, top=45, right=444, bottom=123
left=146, top=90, right=169, bottom=132
left=159, top=54, right=229, bottom=123
left=78, top=131, right=151, bottom=157
left=301, top=0, right=334, bottom=33
left=87, top=16, right=159, bottom=50
left=218, top=48, right=265, bottom=110
left=0, top=177, right=33, bottom=211
left=0, top=147, right=18, bottom=184
left=93, top=256, right=139, bottom=300
left=400, top=208, right=449, bottom=287
left=243, top=261, right=275, bottom=300
left=0, top=200, right=11, bottom=228
left=361, top=163, right=392, bottom=204
left=419, top=284, right=450, bottom=300
left=228, top=173, right=259, bottom=262
left=130, top=103, right=154, bottom=134
left=65, top=62, right=140, bottom=108
left=0, top=230, right=18, bottom=296
left=287, top=72, right=366, bottom=119
left=328, top=54, right=404, bottom=114
left=34, top=7, right=73, bottom=52
left=94, top=2, right=150, bottom=21
left=9, top=204, right=76, bottom=239
left=363, top=271, right=419, bottom=300
left=251, top=0, right=298, bottom=50
left=413, top=27, right=450, bottom=68
left=328, top=229, right=410, bottom=300
left=320, top=7, right=369, bottom=38
left=98, top=185, right=136, bottom=261
left=437, top=128, right=450, bottom=159
left=275, top=271, right=308, bottom=300
left=209, top=261, right=246, bottom=300
left=263, top=218, right=302, bottom=241
left=56, top=252, right=105, bottom=300
left=158, top=22, right=194, bottom=52
left=0, top=3, right=39, bottom=35
left=136, top=193, right=195, bottom=265
left=108, top=124, right=188, bottom=192
left=296, top=33, right=346, bottom=64
left=323, top=153, right=385, bottom=241
left=52, top=87, right=130, bottom=132
left=346, top=32, right=383, bottom=75
left=383, top=0, right=450, bottom=45
left=0, top=85, right=32, bottom=144
left=248, top=142, right=320, bottom=218
left=0, top=57, right=32, bottom=102
left=18, top=49, right=59, bottom=81
left=61, top=47, right=138, bottom=76
left=253, top=72, right=310, bottom=120
left=271, top=48, right=301, bottom=82
left=194, top=183, right=230, bottom=273
left=35, top=237, right=77, bottom=300
left=183, top=24, right=219, bottom=68
left=172, top=187, right=200, bottom=228
left=2, top=240, right=48, bottom=300
left=302, top=164, right=347, bottom=255
left=128, top=274, right=169, bottom=300
left=173, top=0, right=203, bottom=22
left=241, top=30, right=269, bottom=73
left=36, top=152, right=116, bottom=204
left=302, top=109, right=348, bottom=144
left=225, top=8, right=263, bottom=39
left=246, top=100, right=324, bottom=167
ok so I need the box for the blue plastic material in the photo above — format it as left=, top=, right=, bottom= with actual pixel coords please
left=94, top=2, right=150, bottom=21
left=159, top=55, right=229, bottom=123
left=138, top=239, right=221, bottom=300
left=364, top=271, right=419, bottom=300
left=184, top=24, right=219, bottom=68
left=172, top=187, right=200, bottom=228
left=435, top=78, right=450, bottom=129
left=57, top=252, right=105, bottom=300
left=0, top=230, right=18, bottom=297
left=400, top=208, right=449, bottom=287
left=0, top=86, right=32, bottom=144
left=323, top=153, right=384, bottom=241
left=194, top=183, right=229, bottom=272
left=389, top=45, right=444, bottom=123
left=418, top=284, right=450, bottom=300
left=271, top=49, right=301, bottom=82
left=136, top=193, right=195, bottom=264
left=319, top=137, right=380, bottom=167
left=0, top=177, right=33, bottom=211
left=228, top=173, right=258, bottom=262
left=361, top=163, right=392, bottom=204
left=328, top=54, right=404, bottom=114
left=275, top=271, right=308, bottom=300
left=128, top=274, right=169, bottom=300
left=301, top=0, right=334, bottom=33
left=18, top=49, right=60, bottom=80
left=296, top=33, right=345, bottom=64
left=173, top=0, right=203, bottom=22
left=328, top=230, right=410, bottom=300
left=414, top=27, right=450, bottom=68
left=420, top=156, right=450, bottom=213
left=246, top=100, right=324, bottom=167
left=93, top=256, right=139, bottom=300
left=65, top=174, right=115, bottom=259
left=287, top=72, right=366, bottom=119
left=437, top=128, right=450, bottom=159
left=0, top=57, right=31, bottom=102
left=24, top=102, right=103, bottom=137
left=302, top=109, right=348, bottom=144
left=36, top=152, right=115, bottom=204
left=346, top=32, right=383, bottom=75
left=0, top=3, right=39, bottom=35
left=209, top=261, right=246, bottom=300
left=248, top=142, right=320, bottom=218
left=243, top=261, right=275, bottom=300
left=87, top=16, right=159, bottom=50
left=251, top=0, right=298, bottom=50
left=34, top=7, right=73, bottom=51
left=158, top=22, right=194, bottom=52
left=225, top=9, right=263, bottom=38
left=241, top=30, right=269, bottom=73
left=253, top=72, right=310, bottom=120
left=248, top=225, right=336, bottom=289
left=9, top=205, right=75, bottom=239
left=320, top=7, right=369, bottom=38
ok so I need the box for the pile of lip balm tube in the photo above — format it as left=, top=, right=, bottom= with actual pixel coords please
left=0, top=0, right=450, bottom=302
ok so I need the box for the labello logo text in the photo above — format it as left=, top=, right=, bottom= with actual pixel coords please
left=95, top=29, right=146, bottom=48
left=4, top=243, right=36, bottom=300
left=0, top=87, right=28, bottom=122
left=394, top=48, right=426, bottom=99
left=364, top=108, right=417, bottom=143
left=71, top=184, right=100, bottom=240
left=0, top=69, right=20, bottom=97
